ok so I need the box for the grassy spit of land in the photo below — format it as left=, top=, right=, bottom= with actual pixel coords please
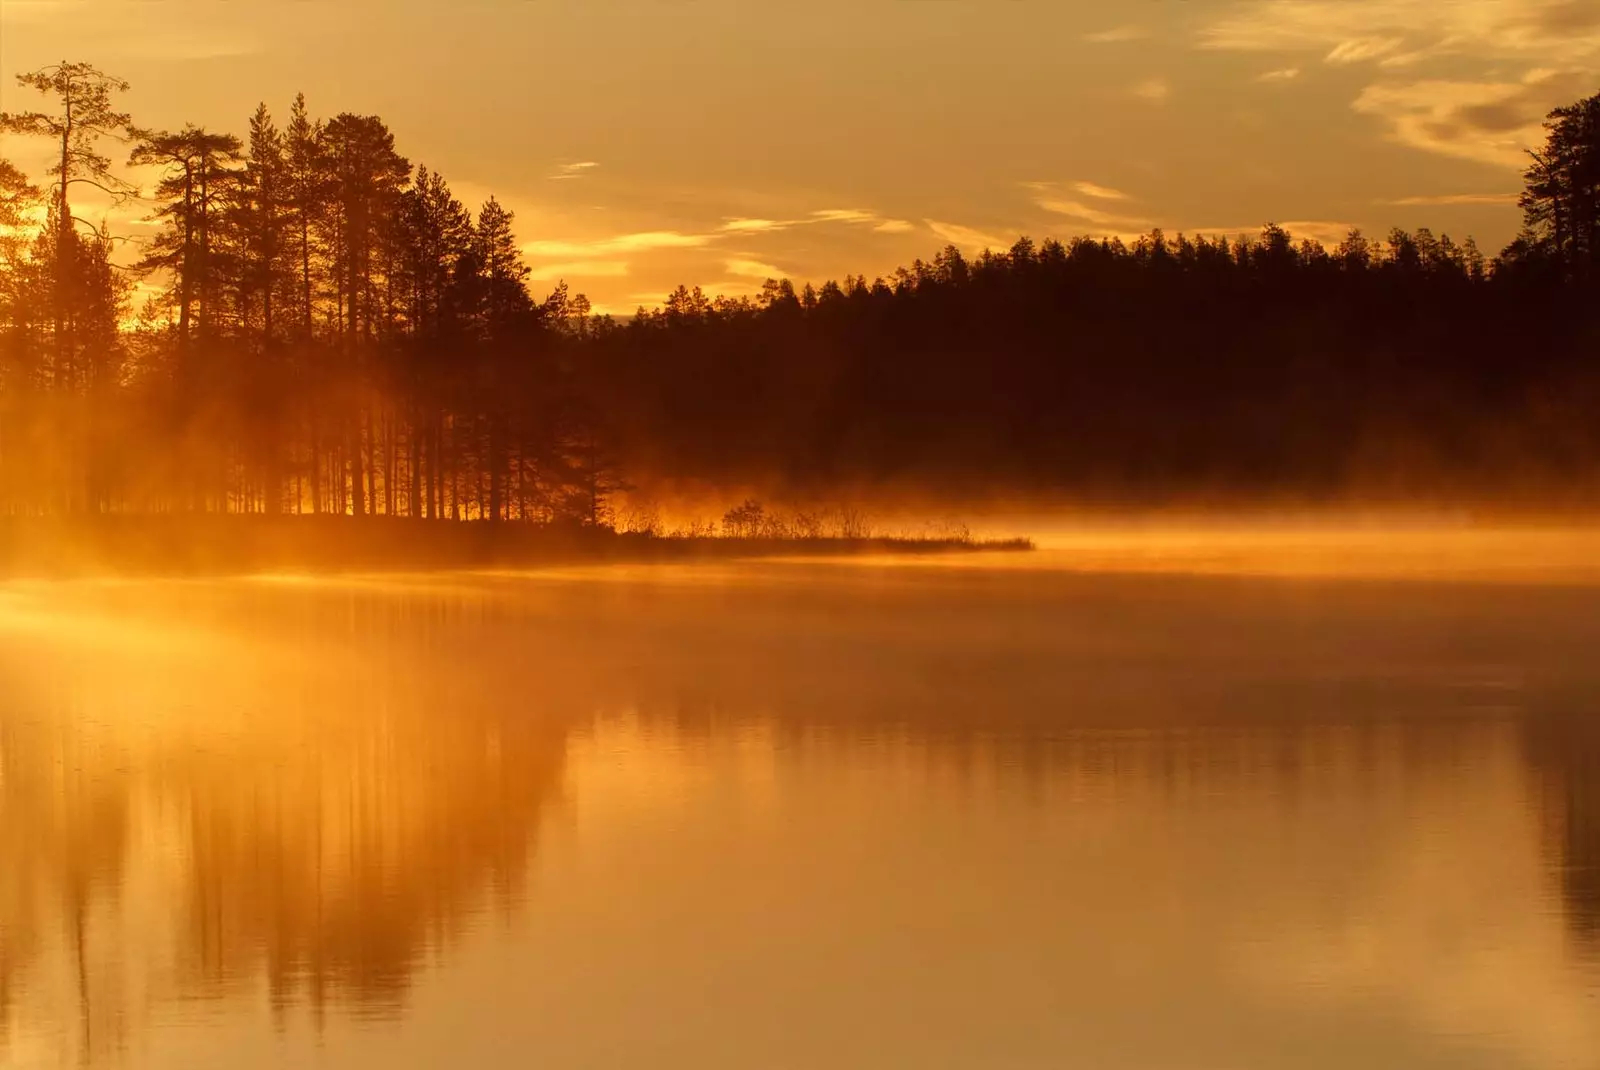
left=0, top=515, right=1034, bottom=579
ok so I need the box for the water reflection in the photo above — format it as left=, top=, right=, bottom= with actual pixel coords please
left=0, top=579, right=571, bottom=1063
left=1, top=559, right=1599, bottom=1069
left=1527, top=703, right=1600, bottom=952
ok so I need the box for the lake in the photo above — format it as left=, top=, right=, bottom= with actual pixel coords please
left=3, top=534, right=1599, bottom=1069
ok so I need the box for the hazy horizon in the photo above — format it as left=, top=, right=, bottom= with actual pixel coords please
left=6, top=7, right=1600, bottom=1070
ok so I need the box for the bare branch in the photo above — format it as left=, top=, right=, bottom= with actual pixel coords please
left=67, top=175, right=140, bottom=200
left=68, top=213, right=121, bottom=238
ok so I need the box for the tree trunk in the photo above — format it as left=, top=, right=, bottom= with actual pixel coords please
left=488, top=416, right=503, bottom=522
left=309, top=412, right=323, bottom=514
left=408, top=413, right=422, bottom=518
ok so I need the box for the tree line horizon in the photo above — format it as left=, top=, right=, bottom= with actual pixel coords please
left=1, top=63, right=1598, bottom=525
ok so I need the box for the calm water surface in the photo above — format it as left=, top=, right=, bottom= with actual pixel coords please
left=2, top=544, right=1599, bottom=1069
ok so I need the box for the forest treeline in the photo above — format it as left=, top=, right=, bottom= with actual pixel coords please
left=0, top=63, right=615, bottom=523
left=2, top=64, right=1599, bottom=523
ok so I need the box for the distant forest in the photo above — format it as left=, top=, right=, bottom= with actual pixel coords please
left=1, top=63, right=1598, bottom=522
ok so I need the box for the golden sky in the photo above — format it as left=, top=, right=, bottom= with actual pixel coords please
left=2, top=0, right=1597, bottom=314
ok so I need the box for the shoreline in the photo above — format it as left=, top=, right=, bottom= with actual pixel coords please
left=0, top=515, right=1034, bottom=580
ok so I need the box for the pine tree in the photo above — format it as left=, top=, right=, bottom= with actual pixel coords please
left=284, top=93, right=326, bottom=338
left=320, top=113, right=409, bottom=515
left=398, top=166, right=471, bottom=517
left=240, top=103, right=291, bottom=346
left=470, top=196, right=533, bottom=521
left=0, top=63, right=133, bottom=433
left=128, top=127, right=244, bottom=356
left=0, top=63, right=133, bottom=251
left=1520, top=92, right=1600, bottom=274
left=235, top=104, right=295, bottom=511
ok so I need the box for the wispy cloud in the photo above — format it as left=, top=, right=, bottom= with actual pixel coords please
left=549, top=161, right=600, bottom=180
left=1036, top=185, right=1152, bottom=231
left=525, top=260, right=630, bottom=282
left=1074, top=181, right=1132, bottom=201
left=1352, top=68, right=1590, bottom=168
left=1198, top=0, right=1600, bottom=66
left=1131, top=78, right=1171, bottom=103
left=1036, top=202, right=1152, bottom=233
left=1384, top=192, right=1519, bottom=206
left=1084, top=24, right=1146, bottom=44
left=1325, top=36, right=1404, bottom=64
left=1378, top=48, right=1439, bottom=68
left=721, top=208, right=890, bottom=234
left=926, top=220, right=1012, bottom=251
left=721, top=218, right=793, bottom=233
left=522, top=230, right=712, bottom=258
left=811, top=208, right=877, bottom=224
left=1198, top=1, right=1597, bottom=168
left=875, top=219, right=915, bottom=234
left=725, top=258, right=784, bottom=279
left=1257, top=67, right=1302, bottom=82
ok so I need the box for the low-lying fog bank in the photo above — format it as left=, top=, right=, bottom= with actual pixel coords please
left=0, top=514, right=1033, bottom=579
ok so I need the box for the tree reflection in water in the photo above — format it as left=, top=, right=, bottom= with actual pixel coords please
left=2, top=563, right=1599, bottom=1068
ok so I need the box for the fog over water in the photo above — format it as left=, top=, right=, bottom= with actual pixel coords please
left=2, top=527, right=1599, bottom=1069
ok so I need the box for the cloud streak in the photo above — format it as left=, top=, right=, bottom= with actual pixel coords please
left=1325, top=36, right=1403, bottom=64
left=721, top=218, right=792, bottom=233
left=725, top=258, right=784, bottom=279
left=522, top=230, right=712, bottom=258
left=811, top=208, right=877, bottom=224
left=1037, top=198, right=1152, bottom=231
left=1198, top=0, right=1600, bottom=66
left=548, top=161, right=600, bottom=180
left=1074, top=181, right=1132, bottom=201
left=1384, top=192, right=1519, bottom=206
left=1027, top=182, right=1150, bottom=231
left=1197, top=2, right=1598, bottom=168
left=720, top=208, right=898, bottom=234
left=1352, top=69, right=1590, bottom=168
left=925, top=220, right=1012, bottom=251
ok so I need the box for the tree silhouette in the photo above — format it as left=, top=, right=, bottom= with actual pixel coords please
left=1520, top=90, right=1600, bottom=276
left=2, top=68, right=1600, bottom=536
left=1, top=65, right=136, bottom=514
left=0, top=62, right=134, bottom=241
